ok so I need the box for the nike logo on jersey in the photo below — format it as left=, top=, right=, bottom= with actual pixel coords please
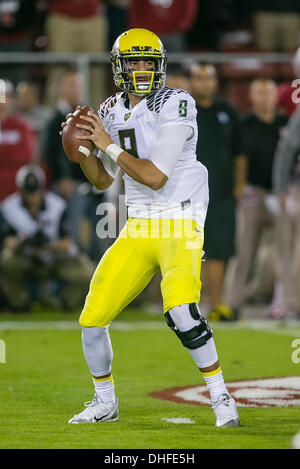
left=180, top=199, right=191, bottom=210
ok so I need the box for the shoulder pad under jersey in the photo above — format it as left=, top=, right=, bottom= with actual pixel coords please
left=98, top=92, right=124, bottom=120
left=146, top=87, right=188, bottom=113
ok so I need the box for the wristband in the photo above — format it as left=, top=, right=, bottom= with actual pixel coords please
left=106, top=143, right=123, bottom=163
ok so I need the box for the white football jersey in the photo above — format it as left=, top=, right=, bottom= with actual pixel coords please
left=97, top=87, right=209, bottom=227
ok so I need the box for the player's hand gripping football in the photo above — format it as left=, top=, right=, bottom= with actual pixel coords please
left=59, top=106, right=80, bottom=134
left=75, top=107, right=113, bottom=153
left=60, top=105, right=113, bottom=154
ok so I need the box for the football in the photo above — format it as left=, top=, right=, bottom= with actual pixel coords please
left=61, top=105, right=95, bottom=163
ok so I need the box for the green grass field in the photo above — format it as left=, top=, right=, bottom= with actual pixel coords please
left=0, top=308, right=300, bottom=449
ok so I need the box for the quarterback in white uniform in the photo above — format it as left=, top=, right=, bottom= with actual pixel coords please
left=64, top=28, right=240, bottom=427
left=99, top=84, right=209, bottom=227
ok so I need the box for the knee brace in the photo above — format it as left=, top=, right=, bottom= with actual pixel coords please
left=165, top=303, right=213, bottom=350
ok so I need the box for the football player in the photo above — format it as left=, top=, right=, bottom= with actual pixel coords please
left=62, top=28, right=240, bottom=427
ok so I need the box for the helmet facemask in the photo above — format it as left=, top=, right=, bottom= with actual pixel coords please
left=112, top=54, right=167, bottom=95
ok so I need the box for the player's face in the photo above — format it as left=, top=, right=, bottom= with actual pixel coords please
left=250, top=81, right=278, bottom=113
left=189, top=65, right=217, bottom=100
left=125, top=59, right=155, bottom=83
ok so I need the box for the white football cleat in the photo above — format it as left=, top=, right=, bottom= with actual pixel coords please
left=68, top=395, right=119, bottom=424
left=212, top=393, right=240, bottom=427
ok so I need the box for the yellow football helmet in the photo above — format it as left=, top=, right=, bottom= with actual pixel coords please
left=111, top=28, right=167, bottom=95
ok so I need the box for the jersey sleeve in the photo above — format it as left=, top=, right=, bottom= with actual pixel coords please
left=150, top=125, right=192, bottom=178
left=157, top=90, right=197, bottom=131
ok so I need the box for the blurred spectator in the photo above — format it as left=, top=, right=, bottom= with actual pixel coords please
left=106, top=0, right=129, bottom=49
left=43, top=69, right=85, bottom=197
left=0, top=80, right=36, bottom=201
left=0, top=165, right=94, bottom=311
left=0, top=0, right=37, bottom=85
left=277, top=47, right=300, bottom=117
left=15, top=81, right=52, bottom=159
left=42, top=69, right=107, bottom=261
left=44, top=0, right=108, bottom=109
left=244, top=226, right=276, bottom=304
left=189, top=63, right=246, bottom=321
left=15, top=81, right=51, bottom=137
left=273, top=107, right=300, bottom=317
left=129, top=0, right=198, bottom=52
left=229, top=79, right=289, bottom=318
left=252, top=0, right=300, bottom=51
left=166, top=64, right=191, bottom=92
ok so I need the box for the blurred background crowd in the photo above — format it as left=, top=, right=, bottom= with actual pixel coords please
left=0, top=0, right=300, bottom=321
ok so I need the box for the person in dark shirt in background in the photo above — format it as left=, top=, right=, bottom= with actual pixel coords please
left=42, top=69, right=106, bottom=261
left=189, top=63, right=247, bottom=322
left=228, top=79, right=289, bottom=318
left=106, top=0, right=129, bottom=50
left=43, top=69, right=84, bottom=199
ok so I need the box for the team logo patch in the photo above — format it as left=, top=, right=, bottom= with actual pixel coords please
left=124, top=113, right=131, bottom=121
left=150, top=377, right=300, bottom=407
left=179, top=99, right=187, bottom=117
left=107, top=113, right=115, bottom=129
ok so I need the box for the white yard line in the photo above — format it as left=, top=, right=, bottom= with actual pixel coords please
left=0, top=319, right=299, bottom=335
left=0, top=320, right=165, bottom=331
left=0, top=320, right=80, bottom=330
left=214, top=320, right=300, bottom=337
left=162, top=417, right=195, bottom=424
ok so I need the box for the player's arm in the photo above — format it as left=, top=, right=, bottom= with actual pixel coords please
left=76, top=110, right=167, bottom=190
left=79, top=152, right=114, bottom=191
left=76, top=110, right=190, bottom=190
left=115, top=152, right=168, bottom=191
left=105, top=124, right=191, bottom=190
